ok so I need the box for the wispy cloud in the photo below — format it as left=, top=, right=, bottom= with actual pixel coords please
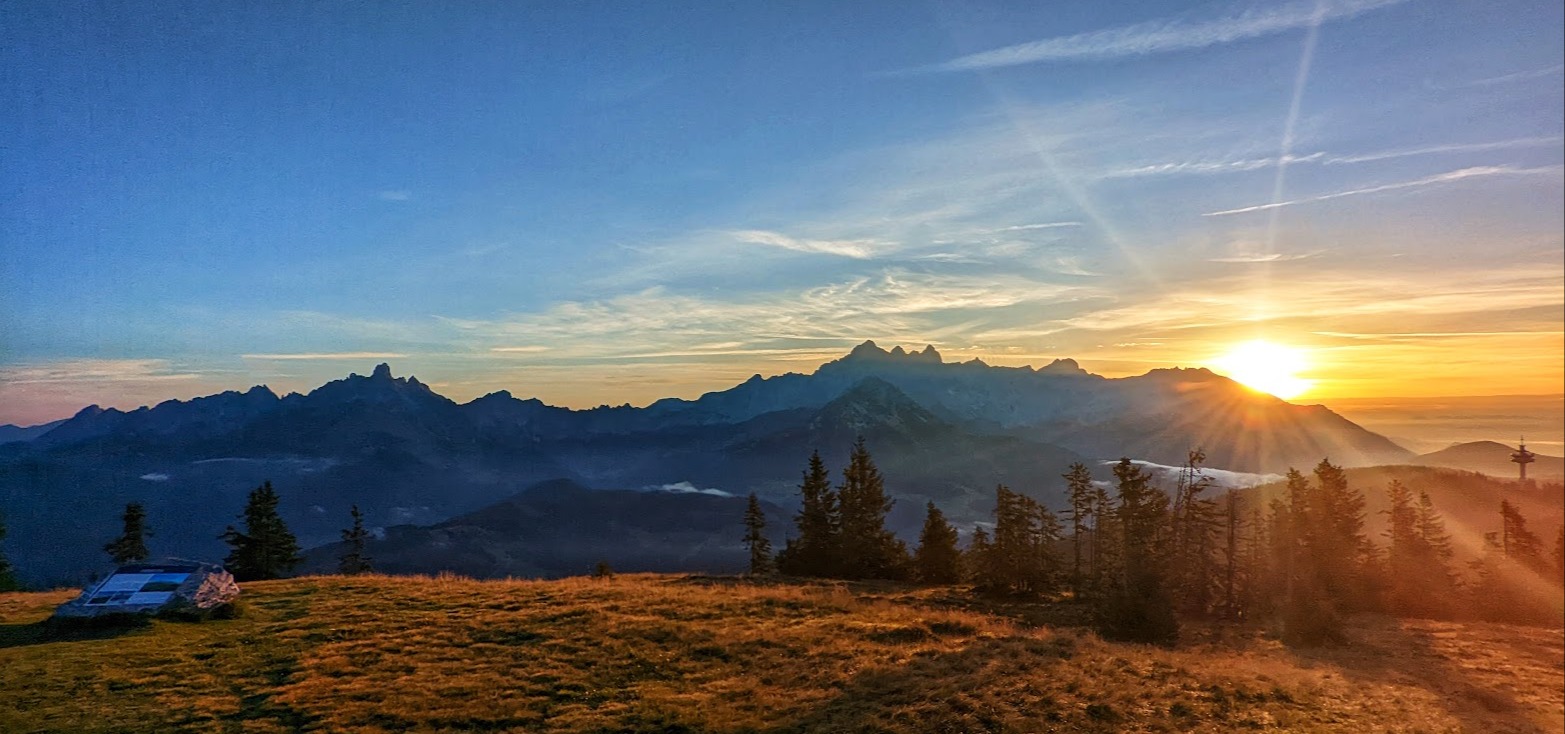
left=990, top=222, right=1084, bottom=232
left=1446, top=63, right=1565, bottom=88
left=1208, top=251, right=1321, bottom=263
left=489, top=345, right=551, bottom=354
left=240, top=352, right=409, bottom=360
left=1203, top=165, right=1564, bottom=216
left=1314, top=330, right=1565, bottom=341
left=1323, top=136, right=1564, bottom=165
left=0, top=359, right=203, bottom=384
left=1105, top=153, right=1324, bottom=179
left=377, top=190, right=412, bottom=202
left=918, top=0, right=1406, bottom=72
left=730, top=230, right=886, bottom=259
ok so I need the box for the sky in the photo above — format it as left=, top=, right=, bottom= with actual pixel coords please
left=2, top=0, right=1562, bottom=426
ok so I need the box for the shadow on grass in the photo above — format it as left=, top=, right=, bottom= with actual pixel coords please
left=757, top=634, right=1117, bottom=734
left=1285, top=615, right=1551, bottom=734
left=0, top=615, right=151, bottom=649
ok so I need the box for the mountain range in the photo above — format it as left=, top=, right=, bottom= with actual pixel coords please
left=0, top=342, right=1415, bottom=584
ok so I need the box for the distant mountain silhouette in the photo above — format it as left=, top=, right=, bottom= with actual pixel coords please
left=1414, top=441, right=1564, bottom=481
left=0, top=344, right=1412, bottom=584
left=300, top=479, right=789, bottom=578
left=0, top=419, right=64, bottom=445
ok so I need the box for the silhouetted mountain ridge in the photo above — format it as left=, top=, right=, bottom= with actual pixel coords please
left=0, top=344, right=1410, bottom=584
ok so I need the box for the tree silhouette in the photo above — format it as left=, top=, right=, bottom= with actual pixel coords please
left=0, top=508, right=17, bottom=592
left=913, top=501, right=961, bottom=584
left=777, top=451, right=839, bottom=577
left=338, top=505, right=374, bottom=576
left=104, top=502, right=152, bottom=565
left=742, top=493, right=774, bottom=576
left=835, top=438, right=908, bottom=580
left=1062, top=462, right=1095, bottom=598
left=1096, top=458, right=1177, bottom=645
left=221, top=481, right=302, bottom=582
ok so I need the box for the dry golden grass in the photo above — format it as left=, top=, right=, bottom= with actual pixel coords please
left=1, top=574, right=1560, bottom=733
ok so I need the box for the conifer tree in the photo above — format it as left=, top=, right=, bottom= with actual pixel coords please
left=221, top=481, right=302, bottom=582
left=1383, top=481, right=1429, bottom=615
left=338, top=505, right=374, bottom=575
left=1169, top=449, right=1221, bottom=616
left=0, top=508, right=17, bottom=592
left=982, top=485, right=1060, bottom=595
left=1554, top=525, right=1564, bottom=587
left=835, top=438, right=908, bottom=579
left=1062, top=462, right=1095, bottom=597
left=914, top=501, right=962, bottom=584
left=1217, top=489, right=1248, bottom=620
left=743, top=493, right=774, bottom=576
left=104, top=502, right=152, bottom=565
left=1500, top=499, right=1545, bottom=571
left=964, top=526, right=993, bottom=588
left=777, top=451, right=838, bottom=577
left=1096, top=459, right=1177, bottom=644
left=1310, top=459, right=1376, bottom=612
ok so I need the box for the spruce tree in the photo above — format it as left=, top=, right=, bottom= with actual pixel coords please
left=1383, top=481, right=1426, bottom=616
left=1062, top=463, right=1095, bottom=597
left=0, top=508, right=17, bottom=592
left=338, top=505, right=374, bottom=575
left=104, top=502, right=152, bottom=565
left=221, top=481, right=302, bottom=582
left=914, top=501, right=962, bottom=584
left=777, top=451, right=838, bottom=577
left=835, top=438, right=908, bottom=580
left=1311, top=459, right=1375, bottom=611
left=1169, top=449, right=1220, bottom=617
left=1500, top=499, right=1544, bottom=571
left=1097, top=459, right=1177, bottom=644
left=964, top=526, right=994, bottom=588
left=1554, top=525, right=1564, bottom=587
left=743, top=493, right=774, bottom=576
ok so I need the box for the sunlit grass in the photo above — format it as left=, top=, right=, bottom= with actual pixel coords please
left=1, top=574, right=1559, bottom=732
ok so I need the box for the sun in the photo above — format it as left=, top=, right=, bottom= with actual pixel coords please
left=1211, top=340, right=1314, bottom=400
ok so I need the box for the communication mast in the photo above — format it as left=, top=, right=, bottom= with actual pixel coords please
left=1510, top=437, right=1536, bottom=483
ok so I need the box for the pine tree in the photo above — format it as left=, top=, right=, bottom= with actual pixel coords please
left=777, top=451, right=839, bottom=577
left=743, top=493, right=774, bottom=576
left=1217, top=489, right=1248, bottom=621
left=338, top=505, right=374, bottom=575
left=835, top=438, right=908, bottom=580
left=1275, top=466, right=1346, bottom=644
left=1554, top=525, right=1564, bottom=588
left=104, top=502, right=152, bottom=565
left=981, top=485, right=1059, bottom=596
left=1383, top=481, right=1426, bottom=615
left=0, top=508, right=17, bottom=592
left=964, top=526, right=994, bottom=588
left=1063, top=462, right=1095, bottom=598
left=221, top=481, right=302, bottom=582
left=1308, top=459, right=1378, bottom=612
left=914, top=501, right=962, bottom=584
left=1097, top=459, right=1177, bottom=645
left=1501, top=499, right=1545, bottom=571
left=1169, top=449, right=1221, bottom=617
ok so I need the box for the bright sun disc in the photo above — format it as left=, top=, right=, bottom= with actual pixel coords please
left=1212, top=340, right=1313, bottom=399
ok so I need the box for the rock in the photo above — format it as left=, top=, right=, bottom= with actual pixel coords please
left=53, top=560, right=240, bottom=620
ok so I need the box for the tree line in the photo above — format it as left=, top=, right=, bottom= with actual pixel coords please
left=744, top=441, right=1565, bottom=645
left=0, top=480, right=376, bottom=587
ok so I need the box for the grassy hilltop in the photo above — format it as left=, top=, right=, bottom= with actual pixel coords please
left=2, top=574, right=1561, bottom=733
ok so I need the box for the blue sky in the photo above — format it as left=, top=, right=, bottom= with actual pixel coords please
left=2, top=0, right=1562, bottom=424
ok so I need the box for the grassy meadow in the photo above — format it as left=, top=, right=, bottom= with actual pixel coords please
left=1, top=574, right=1561, bottom=733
